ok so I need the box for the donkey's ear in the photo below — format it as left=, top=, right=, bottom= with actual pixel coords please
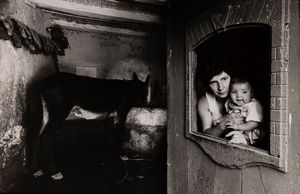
left=132, top=72, right=138, bottom=80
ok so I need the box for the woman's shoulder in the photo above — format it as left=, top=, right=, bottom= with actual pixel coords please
left=198, top=93, right=209, bottom=109
left=198, top=93, right=209, bottom=103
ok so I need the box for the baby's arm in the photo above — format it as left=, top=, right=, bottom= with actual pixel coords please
left=226, top=101, right=262, bottom=131
left=226, top=120, right=260, bottom=131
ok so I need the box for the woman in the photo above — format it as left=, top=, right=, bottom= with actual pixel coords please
left=197, top=58, right=242, bottom=137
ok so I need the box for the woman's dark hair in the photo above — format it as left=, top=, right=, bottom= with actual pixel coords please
left=199, top=57, right=233, bottom=88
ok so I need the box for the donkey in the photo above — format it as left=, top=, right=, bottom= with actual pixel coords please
left=32, top=72, right=150, bottom=180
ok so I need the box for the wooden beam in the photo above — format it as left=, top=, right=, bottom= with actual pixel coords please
left=53, top=19, right=149, bottom=36
left=107, top=0, right=167, bottom=6
left=25, top=0, right=164, bottom=25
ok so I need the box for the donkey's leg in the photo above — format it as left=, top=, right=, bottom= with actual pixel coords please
left=32, top=137, right=45, bottom=177
left=104, top=117, right=121, bottom=161
left=40, top=104, right=72, bottom=180
left=40, top=122, right=59, bottom=176
left=103, top=104, right=130, bottom=182
left=32, top=94, right=49, bottom=177
left=103, top=118, right=127, bottom=182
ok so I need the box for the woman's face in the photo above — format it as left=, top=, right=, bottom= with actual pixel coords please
left=209, top=71, right=231, bottom=99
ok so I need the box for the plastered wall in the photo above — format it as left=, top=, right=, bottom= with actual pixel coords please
left=0, top=1, right=56, bottom=191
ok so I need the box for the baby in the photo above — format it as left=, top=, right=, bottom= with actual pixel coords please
left=224, top=77, right=263, bottom=145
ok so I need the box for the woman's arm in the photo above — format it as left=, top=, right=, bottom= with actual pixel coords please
left=197, top=96, right=227, bottom=137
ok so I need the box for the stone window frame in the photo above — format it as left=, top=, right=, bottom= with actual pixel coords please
left=185, top=0, right=289, bottom=172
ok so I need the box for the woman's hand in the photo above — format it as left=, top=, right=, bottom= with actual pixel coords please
left=214, top=114, right=231, bottom=131
left=225, top=120, right=238, bottom=130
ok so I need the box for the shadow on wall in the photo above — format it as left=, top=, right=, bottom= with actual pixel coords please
left=105, top=58, right=166, bottom=108
left=105, top=58, right=150, bottom=82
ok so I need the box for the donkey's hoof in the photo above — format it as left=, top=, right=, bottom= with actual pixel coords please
left=33, top=170, right=44, bottom=178
left=51, top=172, right=64, bottom=180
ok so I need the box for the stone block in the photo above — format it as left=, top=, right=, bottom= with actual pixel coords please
left=269, top=0, right=284, bottom=47
left=185, top=33, right=192, bottom=49
left=270, top=22, right=283, bottom=48
left=271, top=73, right=276, bottom=85
left=196, top=22, right=205, bottom=40
left=280, top=135, right=288, bottom=170
left=276, top=72, right=288, bottom=85
left=248, top=0, right=265, bottom=22
left=271, top=85, right=288, bottom=97
left=226, top=3, right=238, bottom=26
left=270, top=97, right=276, bottom=110
left=276, top=97, right=288, bottom=110
left=270, top=134, right=281, bottom=157
left=271, top=59, right=288, bottom=72
left=202, top=20, right=214, bottom=37
left=275, top=122, right=288, bottom=135
left=232, top=2, right=248, bottom=24
left=189, top=28, right=197, bottom=47
left=192, top=25, right=201, bottom=43
left=270, top=110, right=288, bottom=122
left=276, top=47, right=285, bottom=60
left=186, top=28, right=194, bottom=48
left=270, top=121, right=276, bottom=134
left=259, top=0, right=277, bottom=24
left=270, top=134, right=288, bottom=168
left=271, top=48, right=276, bottom=60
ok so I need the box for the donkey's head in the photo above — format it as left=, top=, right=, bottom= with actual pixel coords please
left=131, top=72, right=150, bottom=107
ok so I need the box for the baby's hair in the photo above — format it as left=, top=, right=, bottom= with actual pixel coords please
left=230, top=77, right=254, bottom=96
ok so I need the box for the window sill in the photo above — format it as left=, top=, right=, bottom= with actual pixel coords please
left=186, top=131, right=286, bottom=172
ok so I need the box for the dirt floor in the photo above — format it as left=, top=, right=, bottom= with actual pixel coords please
left=9, top=119, right=167, bottom=194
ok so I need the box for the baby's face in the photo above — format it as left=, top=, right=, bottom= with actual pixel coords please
left=229, top=82, right=252, bottom=106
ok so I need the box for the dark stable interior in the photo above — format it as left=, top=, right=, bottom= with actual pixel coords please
left=10, top=119, right=166, bottom=193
